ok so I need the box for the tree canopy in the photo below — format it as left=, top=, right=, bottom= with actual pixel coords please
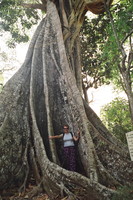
left=80, top=0, right=133, bottom=125
left=81, top=0, right=133, bottom=90
left=0, top=0, right=41, bottom=47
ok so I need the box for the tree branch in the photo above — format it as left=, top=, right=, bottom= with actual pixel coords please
left=40, top=0, right=47, bottom=4
left=104, top=1, right=127, bottom=67
left=123, top=31, right=133, bottom=69
left=121, top=29, right=133, bottom=45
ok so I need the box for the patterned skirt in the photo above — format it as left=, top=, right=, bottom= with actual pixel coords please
left=63, top=146, right=76, bottom=171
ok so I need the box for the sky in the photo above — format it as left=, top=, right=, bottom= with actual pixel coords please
left=0, top=30, right=31, bottom=84
left=88, top=85, right=127, bottom=116
left=0, top=40, right=29, bottom=84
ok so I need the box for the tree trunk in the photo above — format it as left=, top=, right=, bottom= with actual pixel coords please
left=120, top=69, right=133, bottom=125
left=0, top=1, right=133, bottom=199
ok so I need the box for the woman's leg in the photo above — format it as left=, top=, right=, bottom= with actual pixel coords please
left=69, top=146, right=76, bottom=171
left=63, top=147, right=70, bottom=170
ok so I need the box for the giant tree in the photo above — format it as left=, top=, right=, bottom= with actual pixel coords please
left=0, top=0, right=133, bottom=200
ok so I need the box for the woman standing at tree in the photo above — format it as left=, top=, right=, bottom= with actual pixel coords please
left=49, top=124, right=80, bottom=171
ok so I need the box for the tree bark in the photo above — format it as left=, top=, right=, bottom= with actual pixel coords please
left=0, top=0, right=133, bottom=199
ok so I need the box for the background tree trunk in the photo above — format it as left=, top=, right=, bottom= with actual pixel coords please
left=0, top=1, right=133, bottom=199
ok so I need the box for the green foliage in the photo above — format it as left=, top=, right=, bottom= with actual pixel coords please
left=81, top=0, right=132, bottom=90
left=0, top=0, right=41, bottom=47
left=111, top=184, right=133, bottom=200
left=81, top=15, right=112, bottom=88
left=100, top=97, right=132, bottom=143
left=101, top=0, right=133, bottom=87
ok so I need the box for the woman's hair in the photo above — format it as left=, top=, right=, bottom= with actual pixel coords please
left=63, top=124, right=69, bottom=129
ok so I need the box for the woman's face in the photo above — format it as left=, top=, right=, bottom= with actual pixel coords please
left=63, top=126, right=69, bottom=133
